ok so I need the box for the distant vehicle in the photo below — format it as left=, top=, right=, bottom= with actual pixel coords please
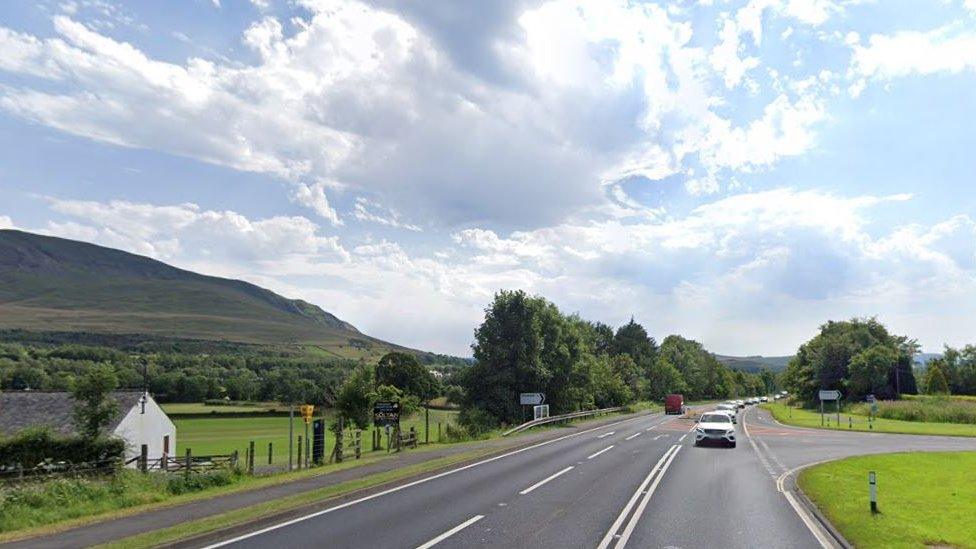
left=665, top=393, right=686, bottom=415
left=716, top=404, right=738, bottom=423
left=780, top=391, right=788, bottom=396
left=736, top=399, right=745, bottom=408
left=760, top=396, right=769, bottom=402
left=694, top=412, right=736, bottom=447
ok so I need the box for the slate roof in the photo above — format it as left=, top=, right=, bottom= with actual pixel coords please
left=0, top=391, right=144, bottom=437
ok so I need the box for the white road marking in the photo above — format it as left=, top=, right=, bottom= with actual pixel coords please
left=625, top=432, right=642, bottom=441
left=199, top=412, right=654, bottom=548
left=597, top=445, right=679, bottom=549
left=598, top=431, right=616, bottom=439
left=678, top=434, right=687, bottom=442
left=588, top=445, right=615, bottom=460
left=415, top=515, right=484, bottom=549
left=519, top=466, right=575, bottom=495
left=614, top=445, right=682, bottom=549
left=652, top=434, right=666, bottom=441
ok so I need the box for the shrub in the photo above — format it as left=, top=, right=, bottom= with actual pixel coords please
left=165, top=469, right=237, bottom=495
left=0, top=428, right=125, bottom=468
left=458, top=407, right=497, bottom=437
left=851, top=397, right=976, bottom=424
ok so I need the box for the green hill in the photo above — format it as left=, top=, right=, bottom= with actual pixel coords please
left=0, top=229, right=408, bottom=360
left=715, top=354, right=793, bottom=373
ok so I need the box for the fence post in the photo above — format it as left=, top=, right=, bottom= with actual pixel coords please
left=335, top=418, right=344, bottom=463
left=297, top=436, right=303, bottom=470
left=410, top=426, right=417, bottom=449
left=231, top=450, right=239, bottom=470
left=248, top=441, right=255, bottom=474
left=425, top=406, right=430, bottom=444
left=185, top=448, right=192, bottom=479
left=268, top=442, right=273, bottom=465
left=355, top=430, right=361, bottom=459
left=139, top=445, right=149, bottom=473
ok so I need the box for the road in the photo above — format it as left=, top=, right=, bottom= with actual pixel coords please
left=184, top=406, right=976, bottom=549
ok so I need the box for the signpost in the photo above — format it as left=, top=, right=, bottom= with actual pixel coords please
left=373, top=401, right=401, bottom=426
left=300, top=405, right=314, bottom=468
left=533, top=404, right=549, bottom=420
left=520, top=393, right=546, bottom=405
left=818, top=390, right=841, bottom=427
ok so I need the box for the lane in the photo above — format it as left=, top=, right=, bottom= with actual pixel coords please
left=207, top=412, right=678, bottom=549
left=622, top=414, right=821, bottom=549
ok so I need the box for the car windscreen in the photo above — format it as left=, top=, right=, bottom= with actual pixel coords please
left=700, top=414, right=731, bottom=423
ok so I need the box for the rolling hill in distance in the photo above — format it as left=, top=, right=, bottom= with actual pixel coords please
left=715, top=354, right=793, bottom=373
left=0, top=229, right=417, bottom=360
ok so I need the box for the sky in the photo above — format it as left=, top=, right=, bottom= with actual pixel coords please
left=0, top=0, right=974, bottom=357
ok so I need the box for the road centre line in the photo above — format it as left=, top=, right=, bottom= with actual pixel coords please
left=598, top=431, right=616, bottom=439
left=199, top=412, right=653, bottom=549
left=678, top=434, right=687, bottom=442
left=597, top=445, right=680, bottom=549
left=519, top=466, right=575, bottom=495
left=625, top=432, right=641, bottom=441
left=613, top=445, right=682, bottom=549
left=415, top=515, right=484, bottom=549
left=588, top=445, right=615, bottom=460
left=652, top=434, right=666, bottom=440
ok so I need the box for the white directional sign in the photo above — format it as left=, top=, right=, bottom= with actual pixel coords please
left=520, top=392, right=546, bottom=405
left=819, top=390, right=842, bottom=401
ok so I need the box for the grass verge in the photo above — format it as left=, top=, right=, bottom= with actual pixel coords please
left=798, top=452, right=976, bottom=549
left=762, top=402, right=976, bottom=437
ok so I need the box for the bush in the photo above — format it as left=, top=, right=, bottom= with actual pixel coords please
left=457, top=407, right=497, bottom=437
left=0, top=429, right=125, bottom=468
left=165, top=469, right=237, bottom=495
left=851, top=397, right=976, bottom=424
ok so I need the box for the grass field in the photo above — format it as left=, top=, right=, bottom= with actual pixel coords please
left=799, top=452, right=976, bottom=548
left=762, top=401, right=976, bottom=437
left=174, top=409, right=460, bottom=465
left=161, top=402, right=285, bottom=415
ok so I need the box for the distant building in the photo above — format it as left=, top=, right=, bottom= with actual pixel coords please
left=0, top=391, right=176, bottom=466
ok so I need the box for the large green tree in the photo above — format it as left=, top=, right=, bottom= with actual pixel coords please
left=71, top=364, right=119, bottom=439
left=376, top=352, right=438, bottom=401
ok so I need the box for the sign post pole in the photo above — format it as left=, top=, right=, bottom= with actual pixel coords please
left=869, top=471, right=878, bottom=513
left=288, top=405, right=294, bottom=472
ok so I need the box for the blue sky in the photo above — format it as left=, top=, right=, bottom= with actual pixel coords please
left=1, top=0, right=974, bottom=356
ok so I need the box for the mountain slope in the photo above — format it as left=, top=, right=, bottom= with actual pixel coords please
left=715, top=354, right=793, bottom=373
left=0, top=229, right=403, bottom=357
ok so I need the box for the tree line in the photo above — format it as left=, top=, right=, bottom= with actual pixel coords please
left=454, top=290, right=773, bottom=430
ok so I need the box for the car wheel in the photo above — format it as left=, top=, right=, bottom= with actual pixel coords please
left=729, top=442, right=736, bottom=448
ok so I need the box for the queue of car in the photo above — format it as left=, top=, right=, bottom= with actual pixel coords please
left=694, top=393, right=787, bottom=448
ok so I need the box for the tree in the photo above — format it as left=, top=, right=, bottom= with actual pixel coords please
left=611, top=319, right=657, bottom=370
left=376, top=352, right=438, bottom=401
left=848, top=345, right=897, bottom=399
left=924, top=362, right=950, bottom=395
left=334, top=364, right=375, bottom=428
left=71, top=364, right=119, bottom=439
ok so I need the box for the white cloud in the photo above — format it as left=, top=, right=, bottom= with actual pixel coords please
left=353, top=198, right=420, bottom=231
left=292, top=181, right=342, bottom=226
left=0, top=215, right=14, bottom=229
left=848, top=25, right=976, bottom=86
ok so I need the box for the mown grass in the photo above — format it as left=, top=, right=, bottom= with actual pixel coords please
left=174, top=409, right=460, bottom=465
left=762, top=401, right=976, bottom=437
left=161, top=402, right=284, bottom=415
left=850, top=396, right=976, bottom=424
left=0, top=470, right=237, bottom=533
left=799, top=452, right=976, bottom=548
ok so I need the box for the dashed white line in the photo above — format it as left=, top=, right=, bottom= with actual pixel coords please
left=645, top=426, right=657, bottom=432
left=625, top=432, right=642, bottom=441
left=415, top=515, right=484, bottom=549
left=652, top=434, right=666, bottom=441
left=598, top=431, right=616, bottom=439
left=678, top=434, right=687, bottom=442
left=588, top=445, right=615, bottom=460
left=519, top=466, right=575, bottom=495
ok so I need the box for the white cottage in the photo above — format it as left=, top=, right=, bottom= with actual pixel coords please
left=0, top=391, right=176, bottom=466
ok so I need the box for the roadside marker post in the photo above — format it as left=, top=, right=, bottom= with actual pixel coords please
left=869, top=471, right=878, bottom=514
left=288, top=405, right=294, bottom=472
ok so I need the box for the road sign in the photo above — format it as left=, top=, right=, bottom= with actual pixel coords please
left=373, top=401, right=400, bottom=426
left=299, top=404, right=315, bottom=424
left=520, top=392, right=546, bottom=405
left=533, top=404, right=550, bottom=420
left=818, top=390, right=842, bottom=401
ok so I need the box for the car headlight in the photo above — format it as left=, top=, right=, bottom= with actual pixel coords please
left=726, top=430, right=735, bottom=436
left=695, top=427, right=704, bottom=434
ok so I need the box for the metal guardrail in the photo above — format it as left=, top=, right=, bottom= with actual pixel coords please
left=502, top=407, right=626, bottom=436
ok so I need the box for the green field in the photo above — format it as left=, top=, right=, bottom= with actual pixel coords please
left=161, top=402, right=285, bottom=415
left=762, top=402, right=976, bottom=437
left=799, top=452, right=976, bottom=548
left=175, top=409, right=460, bottom=465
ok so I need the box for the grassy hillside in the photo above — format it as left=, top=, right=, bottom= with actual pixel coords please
left=715, top=354, right=792, bottom=373
left=0, top=229, right=408, bottom=360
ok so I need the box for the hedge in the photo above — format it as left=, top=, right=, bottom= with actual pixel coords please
left=0, top=428, right=125, bottom=468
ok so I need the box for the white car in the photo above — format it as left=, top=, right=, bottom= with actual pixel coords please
left=736, top=399, right=745, bottom=409
left=716, top=403, right=738, bottom=423
left=695, top=412, right=737, bottom=448
left=760, top=396, right=769, bottom=403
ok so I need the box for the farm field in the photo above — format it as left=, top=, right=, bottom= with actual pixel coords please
left=161, top=402, right=285, bottom=415
left=174, top=409, right=460, bottom=466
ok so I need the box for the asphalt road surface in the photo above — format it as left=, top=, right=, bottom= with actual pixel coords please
left=187, top=406, right=976, bottom=549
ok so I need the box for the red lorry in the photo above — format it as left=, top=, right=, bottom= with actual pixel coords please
left=664, top=393, right=686, bottom=415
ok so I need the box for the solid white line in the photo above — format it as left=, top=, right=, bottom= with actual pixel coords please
left=678, top=434, right=687, bottom=442
left=783, top=491, right=834, bottom=548
left=519, top=466, right=575, bottom=495
left=598, top=431, right=616, bottom=439
left=652, top=434, right=666, bottom=441
left=614, top=445, right=682, bottom=549
left=625, top=432, right=642, bottom=441
left=588, top=445, right=615, bottom=460
left=415, top=515, right=484, bottom=549
left=200, top=413, right=653, bottom=549
left=596, top=445, right=678, bottom=549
